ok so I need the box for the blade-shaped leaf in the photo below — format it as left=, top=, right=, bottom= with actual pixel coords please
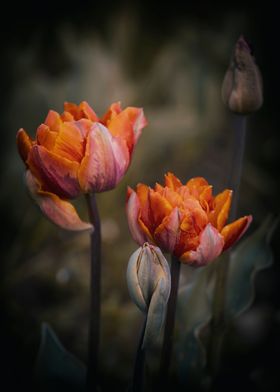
left=34, top=323, right=86, bottom=392
left=225, top=215, right=278, bottom=319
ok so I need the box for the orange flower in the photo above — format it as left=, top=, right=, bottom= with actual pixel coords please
left=17, top=101, right=147, bottom=231
left=126, top=173, right=252, bottom=266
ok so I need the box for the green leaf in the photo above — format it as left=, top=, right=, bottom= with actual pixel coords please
left=175, top=263, right=215, bottom=386
left=225, top=215, right=278, bottom=319
left=34, top=323, right=86, bottom=392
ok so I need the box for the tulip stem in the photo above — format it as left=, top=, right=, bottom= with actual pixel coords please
left=209, top=114, right=247, bottom=374
left=159, top=255, right=181, bottom=385
left=86, top=193, right=101, bottom=392
left=228, top=115, right=247, bottom=221
left=131, top=316, right=147, bottom=392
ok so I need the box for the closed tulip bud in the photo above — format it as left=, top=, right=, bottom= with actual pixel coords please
left=127, top=243, right=171, bottom=347
left=222, top=36, right=263, bottom=114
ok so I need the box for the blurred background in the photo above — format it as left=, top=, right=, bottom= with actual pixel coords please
left=0, top=1, right=280, bottom=391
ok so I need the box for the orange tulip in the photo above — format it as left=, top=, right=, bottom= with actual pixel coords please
left=126, top=173, right=252, bottom=266
left=17, top=101, right=147, bottom=231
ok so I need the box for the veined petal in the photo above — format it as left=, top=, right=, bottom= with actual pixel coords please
left=180, top=223, right=224, bottom=266
left=64, top=101, right=98, bottom=122
left=122, top=107, right=147, bottom=144
left=127, top=246, right=148, bottom=312
left=52, top=122, right=85, bottom=162
left=101, top=102, right=122, bottom=125
left=36, top=124, right=57, bottom=150
left=16, top=128, right=33, bottom=163
left=26, top=170, right=92, bottom=232
left=165, top=172, right=183, bottom=190
left=149, top=189, right=173, bottom=228
left=126, top=190, right=147, bottom=246
left=78, top=123, right=130, bottom=193
left=186, top=177, right=209, bottom=191
left=143, top=276, right=170, bottom=348
left=27, top=145, right=80, bottom=199
left=154, top=207, right=181, bottom=253
left=209, top=189, right=232, bottom=231
left=221, top=215, right=252, bottom=250
left=107, top=110, right=135, bottom=154
left=44, top=110, right=62, bottom=132
left=161, top=187, right=183, bottom=208
left=135, top=183, right=150, bottom=226
left=138, top=217, right=155, bottom=243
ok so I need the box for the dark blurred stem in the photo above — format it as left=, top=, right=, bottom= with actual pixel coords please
left=159, top=256, right=181, bottom=385
left=209, top=114, right=247, bottom=374
left=227, top=115, right=247, bottom=221
left=86, top=193, right=101, bottom=392
left=131, top=316, right=147, bottom=392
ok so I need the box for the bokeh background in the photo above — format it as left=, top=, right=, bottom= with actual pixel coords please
left=1, top=1, right=280, bottom=391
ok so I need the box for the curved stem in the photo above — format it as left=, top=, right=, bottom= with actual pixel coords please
left=209, top=114, right=247, bottom=374
left=159, top=255, right=181, bottom=385
left=131, top=316, right=147, bottom=392
left=227, top=115, right=247, bottom=220
left=86, top=193, right=101, bottom=392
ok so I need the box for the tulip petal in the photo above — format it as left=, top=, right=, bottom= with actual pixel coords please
left=123, top=107, right=147, bottom=144
left=135, top=183, right=151, bottom=227
left=221, top=215, right=252, bottom=250
left=186, top=177, right=209, bottom=190
left=36, top=124, right=57, bottom=150
left=127, top=247, right=148, bottom=312
left=165, top=172, right=183, bottom=190
left=27, top=145, right=80, bottom=199
left=78, top=123, right=130, bottom=193
left=64, top=101, right=99, bottom=122
left=209, top=189, right=232, bottom=231
left=16, top=128, right=33, bottom=163
left=143, top=274, right=171, bottom=348
left=101, top=102, right=122, bottom=124
left=126, top=190, right=147, bottom=246
left=154, top=207, right=181, bottom=253
left=107, top=110, right=135, bottom=154
left=180, top=223, right=224, bottom=266
left=137, top=245, right=160, bottom=305
left=26, top=171, right=92, bottom=232
left=143, top=246, right=171, bottom=347
left=149, top=189, right=173, bottom=228
left=52, top=122, right=85, bottom=162
left=44, top=110, right=62, bottom=131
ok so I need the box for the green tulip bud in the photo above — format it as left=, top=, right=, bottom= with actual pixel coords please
left=127, top=243, right=171, bottom=347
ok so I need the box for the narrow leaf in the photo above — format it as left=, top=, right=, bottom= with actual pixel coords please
left=34, top=323, right=86, bottom=392
left=225, top=215, right=278, bottom=318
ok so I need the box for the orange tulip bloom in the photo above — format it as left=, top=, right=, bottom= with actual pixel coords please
left=126, top=173, right=252, bottom=266
left=17, top=101, right=147, bottom=231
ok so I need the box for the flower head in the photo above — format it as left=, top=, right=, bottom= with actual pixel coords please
left=17, top=101, right=147, bottom=231
left=127, top=243, right=171, bottom=347
left=222, top=35, right=263, bottom=114
left=126, top=173, right=252, bottom=267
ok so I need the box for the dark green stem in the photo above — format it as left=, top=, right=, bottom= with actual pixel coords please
left=86, top=193, right=101, bottom=392
left=227, top=115, right=247, bottom=220
left=131, top=316, right=147, bottom=392
left=209, top=114, right=247, bottom=374
left=159, top=255, right=181, bottom=385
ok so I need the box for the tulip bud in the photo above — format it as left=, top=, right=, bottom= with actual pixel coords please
left=222, top=35, right=263, bottom=114
left=127, top=243, right=171, bottom=347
